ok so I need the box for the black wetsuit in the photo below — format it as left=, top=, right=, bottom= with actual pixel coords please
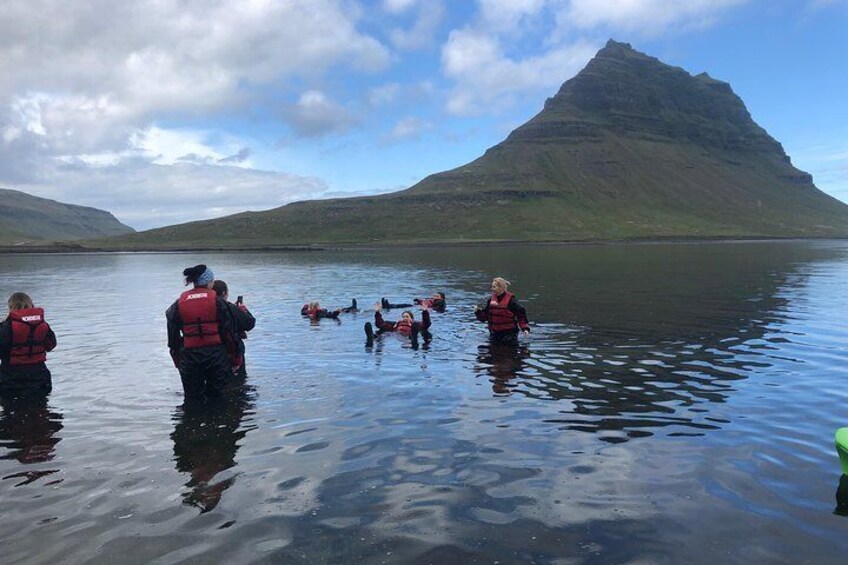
left=226, top=302, right=255, bottom=378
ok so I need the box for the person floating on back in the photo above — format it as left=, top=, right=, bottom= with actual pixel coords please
left=212, top=280, right=256, bottom=379
left=365, top=301, right=431, bottom=348
left=0, top=292, right=57, bottom=393
left=166, top=265, right=237, bottom=400
left=301, top=299, right=357, bottom=321
left=381, top=293, right=446, bottom=313
left=475, top=277, right=530, bottom=346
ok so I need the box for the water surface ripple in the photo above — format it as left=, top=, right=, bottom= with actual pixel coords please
left=1, top=242, right=847, bottom=563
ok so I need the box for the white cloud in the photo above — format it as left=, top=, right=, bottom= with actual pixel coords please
left=368, top=83, right=402, bottom=107
left=383, top=0, right=419, bottom=14
left=17, top=160, right=329, bottom=230
left=388, top=1, right=445, bottom=50
left=442, top=29, right=598, bottom=115
left=558, top=0, right=746, bottom=34
left=386, top=117, right=433, bottom=141
left=287, top=91, right=357, bottom=138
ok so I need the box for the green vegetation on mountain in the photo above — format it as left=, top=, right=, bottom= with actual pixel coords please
left=0, top=188, right=134, bottom=245
left=94, top=40, right=848, bottom=249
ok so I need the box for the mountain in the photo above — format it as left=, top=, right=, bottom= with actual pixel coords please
left=95, top=40, right=848, bottom=249
left=0, top=188, right=134, bottom=245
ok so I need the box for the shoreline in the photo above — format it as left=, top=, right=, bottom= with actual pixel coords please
left=2, top=235, right=847, bottom=254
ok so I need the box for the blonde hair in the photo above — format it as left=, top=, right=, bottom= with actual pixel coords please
left=8, top=292, right=34, bottom=311
left=492, top=277, right=511, bottom=292
left=309, top=301, right=319, bottom=310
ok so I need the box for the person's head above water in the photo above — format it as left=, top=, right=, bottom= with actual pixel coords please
left=309, top=301, right=320, bottom=310
left=401, top=311, right=414, bottom=322
left=212, top=280, right=228, bottom=300
left=491, top=277, right=510, bottom=295
left=7, top=292, right=34, bottom=312
left=183, top=264, right=214, bottom=287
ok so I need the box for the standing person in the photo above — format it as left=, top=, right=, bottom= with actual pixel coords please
left=475, top=277, right=530, bottom=346
left=0, top=293, right=57, bottom=392
left=212, top=280, right=256, bottom=379
left=166, top=265, right=235, bottom=400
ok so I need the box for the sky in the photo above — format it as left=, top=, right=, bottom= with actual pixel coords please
left=0, top=0, right=846, bottom=230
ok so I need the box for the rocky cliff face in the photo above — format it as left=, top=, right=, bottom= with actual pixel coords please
left=97, top=40, right=848, bottom=248
left=0, top=188, right=134, bottom=244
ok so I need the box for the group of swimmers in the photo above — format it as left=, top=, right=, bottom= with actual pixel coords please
left=0, top=265, right=530, bottom=400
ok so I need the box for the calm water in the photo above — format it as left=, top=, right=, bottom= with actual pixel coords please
left=1, top=242, right=847, bottom=564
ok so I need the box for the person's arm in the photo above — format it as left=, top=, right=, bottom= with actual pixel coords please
left=165, top=301, right=183, bottom=351
left=43, top=325, right=57, bottom=352
left=374, top=311, right=395, bottom=331
left=508, top=296, right=530, bottom=332
left=0, top=319, right=10, bottom=357
left=474, top=299, right=489, bottom=323
left=233, top=303, right=256, bottom=332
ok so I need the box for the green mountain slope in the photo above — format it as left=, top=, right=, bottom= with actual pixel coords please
left=0, top=188, right=134, bottom=245
left=95, top=40, right=848, bottom=249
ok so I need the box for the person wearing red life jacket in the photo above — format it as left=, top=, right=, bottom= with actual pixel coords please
left=212, top=280, right=256, bottom=379
left=365, top=301, right=432, bottom=348
left=0, top=292, right=57, bottom=392
left=166, top=265, right=237, bottom=400
left=381, top=293, right=446, bottom=313
left=475, top=277, right=530, bottom=346
left=300, top=299, right=358, bottom=321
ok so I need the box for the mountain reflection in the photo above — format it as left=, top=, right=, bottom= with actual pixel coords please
left=171, top=382, right=257, bottom=513
left=0, top=390, right=63, bottom=485
left=458, top=242, right=848, bottom=440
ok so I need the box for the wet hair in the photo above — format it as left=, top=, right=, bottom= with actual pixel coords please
left=492, top=277, right=511, bottom=291
left=402, top=310, right=414, bottom=319
left=309, top=301, right=320, bottom=310
left=183, top=264, right=208, bottom=286
left=212, top=280, right=228, bottom=297
left=436, top=292, right=446, bottom=299
left=8, top=292, right=34, bottom=311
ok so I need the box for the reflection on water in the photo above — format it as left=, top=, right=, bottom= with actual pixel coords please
left=1, top=242, right=848, bottom=562
left=0, top=391, right=62, bottom=486
left=172, top=381, right=257, bottom=513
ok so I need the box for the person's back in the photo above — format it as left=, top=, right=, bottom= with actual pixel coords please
left=213, top=280, right=255, bottom=378
left=0, top=292, right=57, bottom=392
left=166, top=265, right=234, bottom=399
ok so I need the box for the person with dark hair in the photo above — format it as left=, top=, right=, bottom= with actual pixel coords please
left=0, top=292, right=57, bottom=392
left=300, top=299, right=357, bottom=321
left=365, top=301, right=432, bottom=348
left=475, top=277, right=530, bottom=346
left=212, top=280, right=255, bottom=379
left=381, top=293, right=446, bottom=313
left=166, top=265, right=236, bottom=399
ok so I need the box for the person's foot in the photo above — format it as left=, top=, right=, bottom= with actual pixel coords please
left=364, top=322, right=374, bottom=347
left=351, top=298, right=357, bottom=310
left=381, top=297, right=389, bottom=308
left=410, top=325, right=420, bottom=349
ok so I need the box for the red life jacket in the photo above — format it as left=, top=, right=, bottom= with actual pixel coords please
left=394, top=318, right=414, bottom=336
left=487, top=292, right=517, bottom=333
left=302, top=304, right=320, bottom=320
left=9, top=308, right=50, bottom=366
left=177, top=287, right=222, bottom=349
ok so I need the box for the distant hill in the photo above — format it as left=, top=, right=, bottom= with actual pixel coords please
left=0, top=188, right=134, bottom=245
left=95, top=40, right=848, bottom=249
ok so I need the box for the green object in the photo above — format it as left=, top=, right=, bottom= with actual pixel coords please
left=836, top=428, right=848, bottom=475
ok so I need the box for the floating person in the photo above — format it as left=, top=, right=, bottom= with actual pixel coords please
left=475, top=277, right=530, bottom=346
left=166, top=264, right=237, bottom=400
left=381, top=292, right=446, bottom=313
left=212, top=280, right=256, bottom=379
left=0, top=292, right=57, bottom=393
left=365, top=301, right=431, bottom=348
left=300, top=299, right=358, bottom=321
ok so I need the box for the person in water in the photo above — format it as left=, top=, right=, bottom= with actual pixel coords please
left=301, top=299, right=357, bottom=321
left=381, top=293, right=446, bottom=313
left=0, top=292, right=57, bottom=392
left=166, top=265, right=237, bottom=400
left=212, top=280, right=256, bottom=379
left=365, top=302, right=432, bottom=348
left=475, top=277, right=530, bottom=346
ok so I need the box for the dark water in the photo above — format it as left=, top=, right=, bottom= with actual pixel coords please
left=1, top=242, right=847, bottom=564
